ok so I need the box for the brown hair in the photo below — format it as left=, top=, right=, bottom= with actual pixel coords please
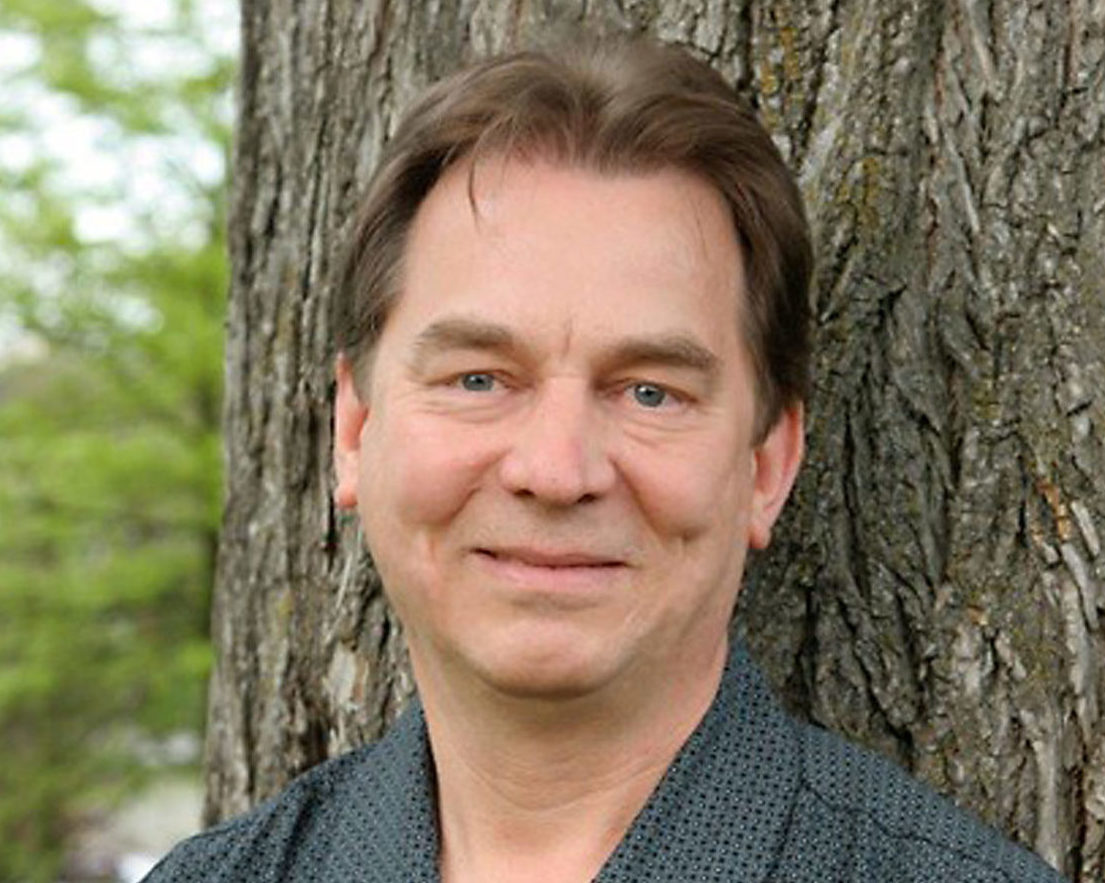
left=334, top=38, right=812, bottom=437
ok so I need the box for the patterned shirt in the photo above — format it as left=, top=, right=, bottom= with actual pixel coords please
left=143, top=643, right=1067, bottom=881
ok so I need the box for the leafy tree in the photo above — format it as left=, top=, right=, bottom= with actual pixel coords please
left=0, top=0, right=233, bottom=878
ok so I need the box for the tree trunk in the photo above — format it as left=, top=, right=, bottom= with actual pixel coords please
left=210, top=1, right=1104, bottom=878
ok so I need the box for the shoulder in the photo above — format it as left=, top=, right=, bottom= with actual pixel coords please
left=139, top=743, right=382, bottom=882
left=780, top=720, right=1067, bottom=882
left=140, top=706, right=439, bottom=883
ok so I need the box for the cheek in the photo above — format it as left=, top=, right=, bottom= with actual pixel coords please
left=358, top=416, right=495, bottom=531
left=628, top=440, right=753, bottom=543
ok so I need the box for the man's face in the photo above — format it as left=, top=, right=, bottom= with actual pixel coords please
left=334, top=159, right=803, bottom=700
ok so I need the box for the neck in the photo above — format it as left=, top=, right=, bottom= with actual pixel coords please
left=414, top=640, right=729, bottom=883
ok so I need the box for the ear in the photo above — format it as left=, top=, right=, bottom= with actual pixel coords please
left=747, top=403, right=805, bottom=550
left=333, top=355, right=369, bottom=510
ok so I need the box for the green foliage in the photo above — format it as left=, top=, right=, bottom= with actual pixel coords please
left=0, top=0, right=233, bottom=878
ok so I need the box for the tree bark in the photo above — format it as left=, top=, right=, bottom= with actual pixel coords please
left=210, top=1, right=1104, bottom=878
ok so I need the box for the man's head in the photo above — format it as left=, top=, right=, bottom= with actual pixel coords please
left=334, top=38, right=812, bottom=439
left=333, top=38, right=811, bottom=702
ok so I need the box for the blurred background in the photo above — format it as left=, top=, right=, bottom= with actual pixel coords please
left=0, top=0, right=236, bottom=879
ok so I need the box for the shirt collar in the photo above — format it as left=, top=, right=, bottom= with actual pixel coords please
left=595, top=641, right=802, bottom=881
left=345, top=641, right=801, bottom=882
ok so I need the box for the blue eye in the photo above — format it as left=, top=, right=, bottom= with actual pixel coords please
left=459, top=373, right=496, bottom=392
left=631, top=383, right=668, bottom=408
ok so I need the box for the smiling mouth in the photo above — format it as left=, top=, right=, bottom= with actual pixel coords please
left=471, top=548, right=628, bottom=601
left=475, top=548, right=625, bottom=569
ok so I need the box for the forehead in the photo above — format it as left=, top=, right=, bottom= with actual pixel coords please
left=396, top=158, right=746, bottom=331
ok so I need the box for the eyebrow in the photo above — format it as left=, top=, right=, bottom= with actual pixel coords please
left=408, top=316, right=720, bottom=383
left=600, top=333, right=720, bottom=378
left=409, top=317, right=519, bottom=372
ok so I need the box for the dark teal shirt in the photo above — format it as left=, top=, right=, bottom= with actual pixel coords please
left=143, top=644, right=1067, bottom=881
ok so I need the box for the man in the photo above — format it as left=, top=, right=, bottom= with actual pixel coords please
left=145, top=38, right=1066, bottom=882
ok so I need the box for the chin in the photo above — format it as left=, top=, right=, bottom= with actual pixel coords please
left=467, top=639, right=622, bottom=701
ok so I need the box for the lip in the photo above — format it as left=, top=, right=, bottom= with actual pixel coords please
left=477, top=546, right=625, bottom=568
left=471, top=546, right=629, bottom=597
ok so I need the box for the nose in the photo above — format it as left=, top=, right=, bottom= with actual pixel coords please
left=498, top=379, right=617, bottom=506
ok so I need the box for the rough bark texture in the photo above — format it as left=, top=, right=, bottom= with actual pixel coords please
left=210, top=1, right=1105, bottom=878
